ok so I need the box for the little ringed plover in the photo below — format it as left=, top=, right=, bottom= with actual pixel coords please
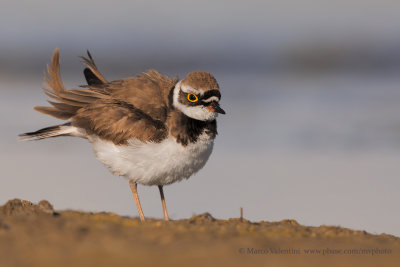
left=20, top=49, right=225, bottom=221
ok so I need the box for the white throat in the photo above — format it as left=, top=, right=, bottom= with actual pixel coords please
left=172, top=80, right=218, bottom=121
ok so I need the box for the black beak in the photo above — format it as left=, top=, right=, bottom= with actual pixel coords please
left=210, top=102, right=226, bottom=114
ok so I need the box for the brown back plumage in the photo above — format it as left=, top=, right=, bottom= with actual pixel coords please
left=34, top=49, right=179, bottom=144
left=92, top=71, right=177, bottom=122
left=35, top=49, right=108, bottom=120
left=80, top=50, right=108, bottom=85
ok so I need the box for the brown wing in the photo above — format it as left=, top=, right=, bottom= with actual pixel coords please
left=35, top=49, right=175, bottom=144
left=85, top=70, right=178, bottom=122
left=80, top=50, right=108, bottom=85
left=72, top=99, right=168, bottom=145
left=35, top=48, right=109, bottom=120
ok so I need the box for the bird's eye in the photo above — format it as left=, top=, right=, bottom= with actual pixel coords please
left=187, top=93, right=198, bottom=102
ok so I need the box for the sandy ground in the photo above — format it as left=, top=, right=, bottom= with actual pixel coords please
left=0, top=199, right=398, bottom=267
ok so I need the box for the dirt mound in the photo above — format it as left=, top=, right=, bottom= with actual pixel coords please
left=0, top=199, right=398, bottom=267
left=0, top=199, right=56, bottom=216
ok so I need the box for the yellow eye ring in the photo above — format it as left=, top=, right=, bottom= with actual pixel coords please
left=187, top=93, right=198, bottom=102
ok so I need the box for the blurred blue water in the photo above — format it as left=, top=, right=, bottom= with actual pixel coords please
left=1, top=68, right=400, bottom=237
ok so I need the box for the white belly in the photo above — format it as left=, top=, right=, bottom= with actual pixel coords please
left=89, top=133, right=214, bottom=186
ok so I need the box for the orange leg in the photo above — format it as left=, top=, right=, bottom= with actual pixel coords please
left=129, top=180, right=145, bottom=222
left=158, top=185, right=170, bottom=221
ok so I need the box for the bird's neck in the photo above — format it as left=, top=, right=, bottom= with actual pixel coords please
left=167, top=109, right=217, bottom=146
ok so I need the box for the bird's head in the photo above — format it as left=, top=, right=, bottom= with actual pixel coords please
left=172, top=71, right=225, bottom=121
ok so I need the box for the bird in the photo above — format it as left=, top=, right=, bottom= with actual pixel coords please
left=19, top=49, right=225, bottom=221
